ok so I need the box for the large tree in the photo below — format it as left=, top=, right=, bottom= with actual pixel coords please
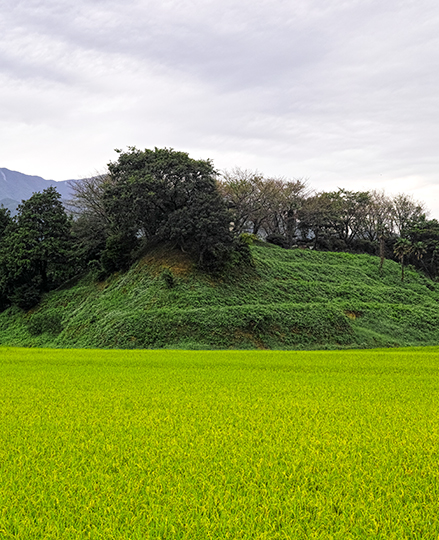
left=1, top=187, right=72, bottom=308
left=102, top=147, right=241, bottom=271
left=392, top=193, right=426, bottom=236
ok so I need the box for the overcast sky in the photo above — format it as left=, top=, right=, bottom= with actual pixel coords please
left=1, top=0, right=439, bottom=214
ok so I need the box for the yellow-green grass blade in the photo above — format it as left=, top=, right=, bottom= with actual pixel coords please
left=0, top=347, right=438, bottom=538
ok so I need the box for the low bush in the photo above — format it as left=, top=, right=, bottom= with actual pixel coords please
left=28, top=310, right=63, bottom=336
left=266, top=233, right=289, bottom=249
left=161, top=268, right=175, bottom=289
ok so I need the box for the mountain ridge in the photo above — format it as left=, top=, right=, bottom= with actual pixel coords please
left=0, top=167, right=76, bottom=213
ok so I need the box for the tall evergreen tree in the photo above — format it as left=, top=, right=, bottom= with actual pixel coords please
left=1, top=187, right=72, bottom=308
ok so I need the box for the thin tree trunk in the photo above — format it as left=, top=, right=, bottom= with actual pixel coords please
left=379, top=236, right=385, bottom=275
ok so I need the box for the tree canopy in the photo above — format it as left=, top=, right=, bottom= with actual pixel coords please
left=0, top=146, right=437, bottom=312
left=0, top=187, right=72, bottom=308
left=99, top=147, right=241, bottom=271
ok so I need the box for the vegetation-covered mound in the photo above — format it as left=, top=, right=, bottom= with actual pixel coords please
left=1, top=242, right=438, bottom=349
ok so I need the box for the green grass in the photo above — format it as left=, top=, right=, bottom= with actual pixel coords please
left=1, top=346, right=439, bottom=538
left=1, top=243, right=439, bottom=349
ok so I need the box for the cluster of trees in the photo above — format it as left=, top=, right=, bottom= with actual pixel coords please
left=220, top=168, right=439, bottom=280
left=1, top=147, right=439, bottom=310
left=218, top=169, right=310, bottom=247
left=219, top=169, right=426, bottom=248
left=0, top=148, right=250, bottom=310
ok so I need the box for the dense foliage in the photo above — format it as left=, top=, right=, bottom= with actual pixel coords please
left=71, top=147, right=250, bottom=275
left=1, top=147, right=439, bottom=313
left=0, top=188, right=72, bottom=309
left=1, top=148, right=253, bottom=309
left=1, top=243, right=439, bottom=350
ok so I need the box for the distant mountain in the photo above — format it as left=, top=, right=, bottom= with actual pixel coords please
left=0, top=197, right=20, bottom=215
left=0, top=168, right=76, bottom=214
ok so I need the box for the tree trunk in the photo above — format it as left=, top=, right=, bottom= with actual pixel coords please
left=39, top=259, right=48, bottom=291
left=379, top=236, right=385, bottom=275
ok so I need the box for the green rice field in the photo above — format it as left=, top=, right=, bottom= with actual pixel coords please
left=1, top=347, right=439, bottom=539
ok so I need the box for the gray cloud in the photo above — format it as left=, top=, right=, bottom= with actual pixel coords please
left=1, top=0, right=439, bottom=213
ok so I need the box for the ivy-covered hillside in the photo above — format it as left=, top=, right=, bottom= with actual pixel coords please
left=1, top=242, right=438, bottom=350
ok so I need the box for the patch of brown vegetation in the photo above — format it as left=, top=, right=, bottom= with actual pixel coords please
left=345, top=310, right=362, bottom=320
left=138, top=244, right=195, bottom=277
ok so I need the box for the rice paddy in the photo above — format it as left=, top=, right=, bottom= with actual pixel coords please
left=1, top=346, right=439, bottom=538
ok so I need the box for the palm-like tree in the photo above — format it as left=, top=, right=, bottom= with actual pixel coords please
left=412, top=241, right=427, bottom=262
left=394, top=238, right=413, bottom=282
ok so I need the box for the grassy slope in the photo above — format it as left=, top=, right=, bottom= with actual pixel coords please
left=1, top=242, right=438, bottom=349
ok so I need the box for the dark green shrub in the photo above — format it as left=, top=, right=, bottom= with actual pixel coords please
left=101, top=232, right=139, bottom=274
left=266, top=234, right=289, bottom=249
left=11, top=282, right=42, bottom=310
left=28, top=310, right=63, bottom=336
left=161, top=268, right=175, bottom=289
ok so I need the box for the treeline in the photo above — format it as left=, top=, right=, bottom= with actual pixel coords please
left=1, top=146, right=438, bottom=310
left=219, top=169, right=424, bottom=247
left=219, top=168, right=439, bottom=280
left=0, top=148, right=250, bottom=310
